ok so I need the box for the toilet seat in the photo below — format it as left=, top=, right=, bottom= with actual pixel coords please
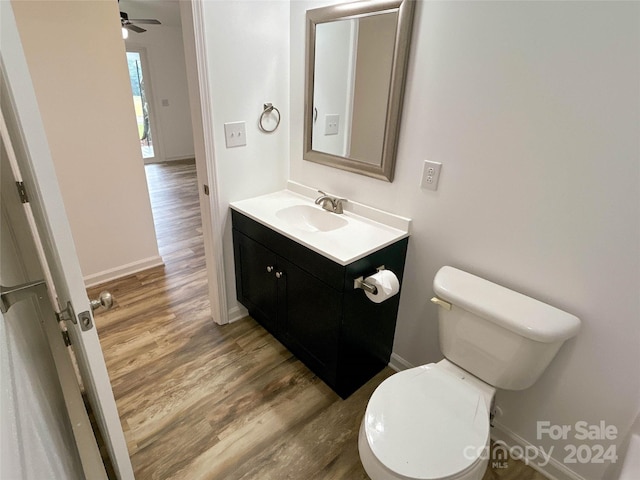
left=363, top=363, right=491, bottom=480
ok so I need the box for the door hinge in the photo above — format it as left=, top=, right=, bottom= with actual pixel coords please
left=61, top=330, right=72, bottom=346
left=16, top=181, right=29, bottom=203
left=56, top=301, right=75, bottom=324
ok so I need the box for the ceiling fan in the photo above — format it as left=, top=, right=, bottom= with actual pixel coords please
left=120, top=11, right=161, bottom=34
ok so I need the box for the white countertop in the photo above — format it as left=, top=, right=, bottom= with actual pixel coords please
left=230, top=185, right=411, bottom=266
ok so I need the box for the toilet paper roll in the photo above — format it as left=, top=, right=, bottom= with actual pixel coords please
left=364, top=270, right=400, bottom=304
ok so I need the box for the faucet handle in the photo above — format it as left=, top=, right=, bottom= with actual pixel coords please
left=315, top=190, right=329, bottom=206
left=334, top=197, right=347, bottom=214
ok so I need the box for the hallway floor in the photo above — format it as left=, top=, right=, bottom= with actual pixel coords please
left=88, top=161, right=548, bottom=479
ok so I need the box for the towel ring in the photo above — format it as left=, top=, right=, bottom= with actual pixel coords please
left=259, top=103, right=281, bottom=133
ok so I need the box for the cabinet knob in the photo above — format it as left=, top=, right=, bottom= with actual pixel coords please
left=266, top=266, right=274, bottom=273
left=275, top=271, right=284, bottom=279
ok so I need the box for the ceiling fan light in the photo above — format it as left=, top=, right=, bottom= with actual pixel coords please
left=122, top=27, right=129, bottom=39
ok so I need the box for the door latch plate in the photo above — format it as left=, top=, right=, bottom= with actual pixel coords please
left=78, top=311, right=93, bottom=331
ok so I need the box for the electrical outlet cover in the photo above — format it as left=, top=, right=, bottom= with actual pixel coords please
left=421, top=160, right=442, bottom=190
left=325, top=114, right=339, bottom=135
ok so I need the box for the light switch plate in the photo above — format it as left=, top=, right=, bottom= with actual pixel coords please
left=421, top=160, right=442, bottom=190
left=325, top=114, right=339, bottom=135
left=224, top=121, right=247, bottom=148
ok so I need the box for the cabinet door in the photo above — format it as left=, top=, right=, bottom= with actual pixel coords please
left=234, top=231, right=279, bottom=334
left=278, top=258, right=341, bottom=384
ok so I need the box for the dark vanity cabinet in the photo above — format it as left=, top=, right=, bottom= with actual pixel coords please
left=232, top=210, right=408, bottom=398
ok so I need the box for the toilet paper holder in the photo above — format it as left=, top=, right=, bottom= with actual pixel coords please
left=354, top=265, right=386, bottom=295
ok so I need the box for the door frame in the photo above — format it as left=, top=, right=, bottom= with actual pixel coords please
left=125, top=45, right=163, bottom=164
left=180, top=0, right=229, bottom=325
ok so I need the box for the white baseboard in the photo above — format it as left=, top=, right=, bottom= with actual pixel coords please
left=227, top=305, right=248, bottom=324
left=144, top=156, right=195, bottom=165
left=388, top=352, right=414, bottom=372
left=83, top=256, right=164, bottom=288
left=143, top=156, right=164, bottom=165
left=491, top=421, right=587, bottom=480
left=165, top=155, right=195, bottom=163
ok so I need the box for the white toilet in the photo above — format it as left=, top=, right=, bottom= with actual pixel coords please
left=359, top=266, right=581, bottom=480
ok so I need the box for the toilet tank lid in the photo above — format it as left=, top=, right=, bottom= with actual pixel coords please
left=433, top=266, right=580, bottom=343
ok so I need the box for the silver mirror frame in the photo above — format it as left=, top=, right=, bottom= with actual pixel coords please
left=304, top=0, right=415, bottom=182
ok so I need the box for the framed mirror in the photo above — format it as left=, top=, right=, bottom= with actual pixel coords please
left=304, top=0, right=415, bottom=182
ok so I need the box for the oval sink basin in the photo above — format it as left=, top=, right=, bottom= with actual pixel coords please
left=275, top=205, right=349, bottom=233
left=231, top=189, right=411, bottom=265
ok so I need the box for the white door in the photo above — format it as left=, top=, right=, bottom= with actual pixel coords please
left=1, top=3, right=134, bottom=479
left=1, top=157, right=99, bottom=478
left=0, top=199, right=106, bottom=480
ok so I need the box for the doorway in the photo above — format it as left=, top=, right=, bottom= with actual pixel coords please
left=119, top=2, right=226, bottom=322
left=119, top=0, right=226, bottom=324
left=126, top=48, right=160, bottom=163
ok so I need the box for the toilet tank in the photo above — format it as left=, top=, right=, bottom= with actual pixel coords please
left=432, top=266, right=580, bottom=390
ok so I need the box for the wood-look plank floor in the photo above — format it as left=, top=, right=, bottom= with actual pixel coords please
left=88, top=161, right=548, bottom=480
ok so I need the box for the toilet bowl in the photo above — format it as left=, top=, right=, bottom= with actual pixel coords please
left=358, top=266, right=581, bottom=480
left=359, top=361, right=494, bottom=480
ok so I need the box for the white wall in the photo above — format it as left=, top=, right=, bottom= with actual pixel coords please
left=349, top=12, right=396, bottom=165
left=201, top=0, right=290, bottom=311
left=291, top=1, right=640, bottom=479
left=125, top=24, right=195, bottom=162
left=11, top=0, right=161, bottom=285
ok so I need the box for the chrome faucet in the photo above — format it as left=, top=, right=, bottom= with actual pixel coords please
left=315, top=190, right=347, bottom=214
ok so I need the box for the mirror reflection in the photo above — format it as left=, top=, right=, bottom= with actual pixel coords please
left=312, top=12, right=398, bottom=166
left=304, top=0, right=415, bottom=182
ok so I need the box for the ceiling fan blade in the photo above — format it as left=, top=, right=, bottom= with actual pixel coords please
left=124, top=23, right=146, bottom=33
left=129, top=19, right=161, bottom=25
